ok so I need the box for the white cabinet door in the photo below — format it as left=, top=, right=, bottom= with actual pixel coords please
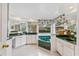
left=63, top=41, right=75, bottom=56
left=64, top=46, right=74, bottom=56
left=26, top=35, right=37, bottom=44
left=15, top=36, right=22, bottom=48
left=21, top=35, right=26, bottom=45
left=56, top=39, right=63, bottom=55
left=31, top=35, right=37, bottom=44
left=14, top=35, right=26, bottom=48
left=56, top=38, right=75, bottom=56
left=26, top=35, right=31, bottom=44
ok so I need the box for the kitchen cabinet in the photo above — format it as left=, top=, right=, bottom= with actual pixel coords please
left=56, top=38, right=75, bottom=56
left=13, top=35, right=26, bottom=48
left=56, top=39, right=63, bottom=55
left=14, top=36, right=21, bottom=48
left=63, top=40, right=75, bottom=56
left=63, top=46, right=74, bottom=56
left=26, top=35, right=37, bottom=44
left=21, top=35, right=27, bottom=45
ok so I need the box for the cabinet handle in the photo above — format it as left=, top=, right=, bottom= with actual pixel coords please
left=2, top=45, right=9, bottom=48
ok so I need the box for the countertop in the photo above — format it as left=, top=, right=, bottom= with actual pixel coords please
left=56, top=35, right=76, bottom=45
left=9, top=32, right=37, bottom=39
left=9, top=32, right=37, bottom=36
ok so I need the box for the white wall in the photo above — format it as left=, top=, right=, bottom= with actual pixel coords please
left=75, top=3, right=79, bottom=56
left=0, top=3, right=8, bottom=42
left=0, top=4, right=2, bottom=41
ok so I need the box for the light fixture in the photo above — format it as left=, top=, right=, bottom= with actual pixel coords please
left=69, top=6, right=74, bottom=10
left=13, top=16, right=22, bottom=21
left=28, top=18, right=37, bottom=22
left=68, top=5, right=77, bottom=14
left=70, top=8, right=77, bottom=13
left=10, top=15, right=22, bottom=21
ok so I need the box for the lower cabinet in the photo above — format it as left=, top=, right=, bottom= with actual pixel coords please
left=26, top=35, right=37, bottom=44
left=56, top=39, right=63, bottom=55
left=21, top=35, right=27, bottom=45
left=63, top=46, right=74, bottom=56
left=56, top=38, right=75, bottom=56
left=14, top=35, right=26, bottom=48
left=13, top=35, right=37, bottom=48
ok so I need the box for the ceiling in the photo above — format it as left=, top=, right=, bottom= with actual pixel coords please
left=9, top=3, right=77, bottom=21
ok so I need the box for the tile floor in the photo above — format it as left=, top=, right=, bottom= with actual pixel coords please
left=12, top=45, right=60, bottom=56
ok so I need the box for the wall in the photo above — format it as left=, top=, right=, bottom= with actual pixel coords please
left=75, top=3, right=79, bottom=56
left=0, top=3, right=8, bottom=42
left=0, top=4, right=2, bottom=41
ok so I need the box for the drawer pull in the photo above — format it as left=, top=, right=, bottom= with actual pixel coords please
left=2, top=45, right=9, bottom=48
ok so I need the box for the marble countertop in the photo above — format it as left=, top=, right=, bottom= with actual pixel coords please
left=56, top=35, right=76, bottom=45
left=9, top=32, right=37, bottom=36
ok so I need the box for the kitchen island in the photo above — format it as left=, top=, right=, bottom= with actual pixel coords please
left=56, top=35, right=76, bottom=56
left=56, top=35, right=76, bottom=45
